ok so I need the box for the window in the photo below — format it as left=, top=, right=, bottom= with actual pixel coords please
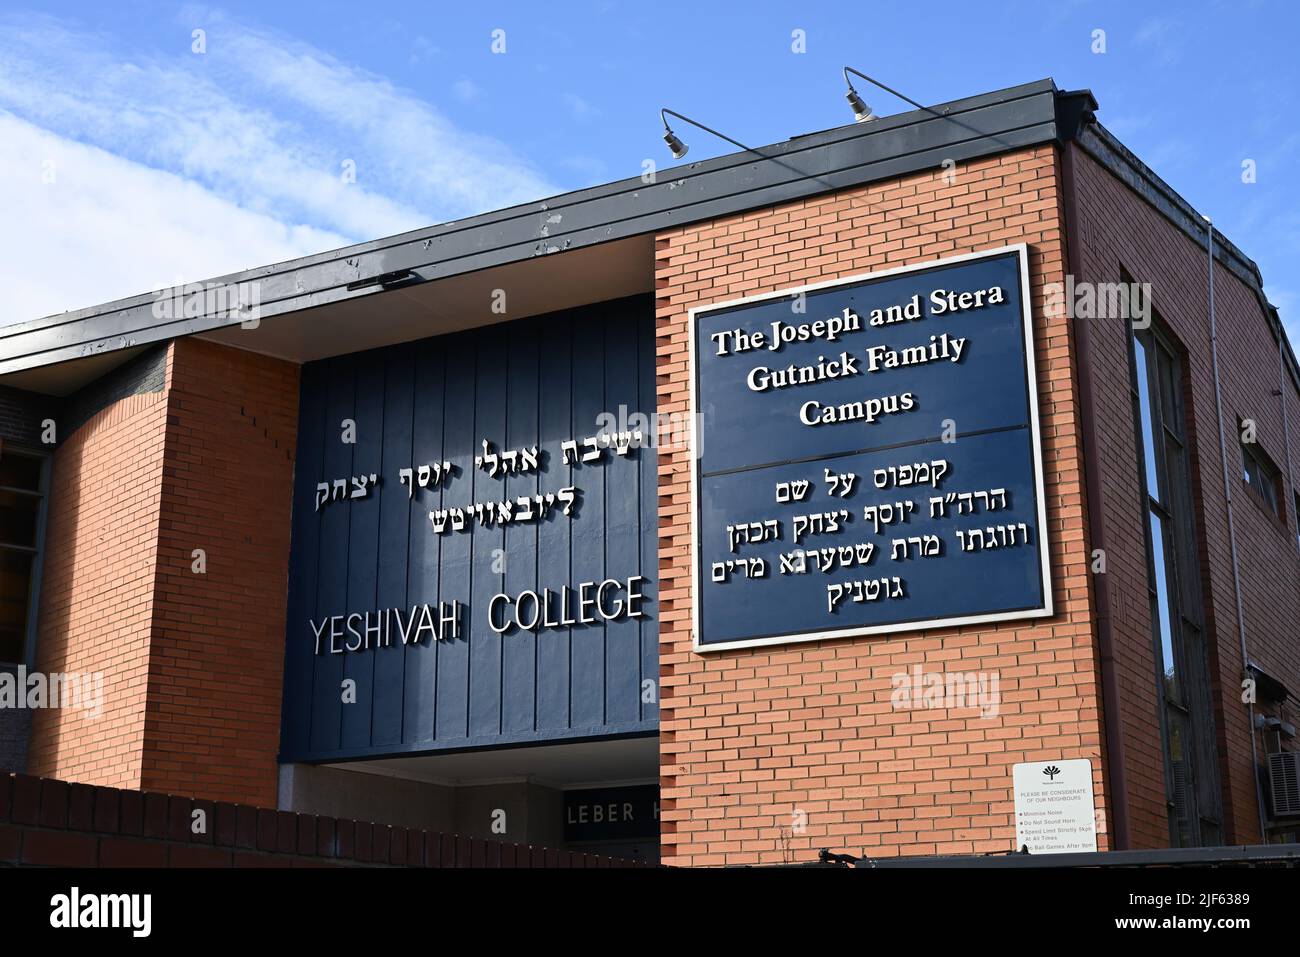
left=1240, top=429, right=1281, bottom=518
left=1130, top=321, right=1223, bottom=847
left=0, top=447, right=48, bottom=665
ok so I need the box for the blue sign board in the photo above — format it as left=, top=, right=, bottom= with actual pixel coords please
left=691, top=246, right=1052, bottom=651
left=279, top=297, right=658, bottom=762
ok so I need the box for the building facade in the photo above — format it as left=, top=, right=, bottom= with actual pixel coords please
left=0, top=79, right=1296, bottom=866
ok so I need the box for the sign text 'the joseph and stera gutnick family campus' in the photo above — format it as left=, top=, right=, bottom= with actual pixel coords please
left=691, top=245, right=1053, bottom=651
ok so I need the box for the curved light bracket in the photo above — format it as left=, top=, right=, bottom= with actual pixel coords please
left=842, top=67, right=951, bottom=123
left=659, top=108, right=755, bottom=162
left=660, top=109, right=689, bottom=159
left=842, top=68, right=876, bottom=123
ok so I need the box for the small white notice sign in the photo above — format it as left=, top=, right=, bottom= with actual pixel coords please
left=1013, top=758, right=1097, bottom=854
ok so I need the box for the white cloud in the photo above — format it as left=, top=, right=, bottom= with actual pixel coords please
left=0, top=12, right=561, bottom=324
left=220, top=27, right=559, bottom=217
left=0, top=112, right=351, bottom=325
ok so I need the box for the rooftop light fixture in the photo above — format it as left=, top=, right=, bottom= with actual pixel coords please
left=663, top=125, right=688, bottom=159
left=843, top=77, right=875, bottom=122
left=659, top=108, right=752, bottom=162
left=842, top=67, right=950, bottom=123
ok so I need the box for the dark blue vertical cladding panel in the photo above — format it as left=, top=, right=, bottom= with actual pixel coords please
left=372, top=349, right=414, bottom=748
left=536, top=314, right=573, bottom=733
left=569, top=312, right=606, bottom=732
left=469, top=342, right=507, bottom=739
left=279, top=360, right=327, bottom=758
left=341, top=351, right=384, bottom=750
left=403, top=340, right=444, bottom=746
left=502, top=322, right=540, bottom=735
left=637, top=314, right=659, bottom=724
left=436, top=335, right=476, bottom=744
left=309, top=358, right=355, bottom=753
left=280, top=296, right=659, bottom=763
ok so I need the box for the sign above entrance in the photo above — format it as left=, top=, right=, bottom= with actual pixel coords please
left=563, top=784, right=659, bottom=843
left=279, top=299, right=659, bottom=762
left=690, top=246, right=1052, bottom=651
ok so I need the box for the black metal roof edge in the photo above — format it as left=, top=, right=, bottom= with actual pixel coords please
left=0, top=78, right=1063, bottom=375
left=1074, top=119, right=1300, bottom=395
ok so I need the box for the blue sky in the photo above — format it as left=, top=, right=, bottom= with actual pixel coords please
left=2, top=1, right=1297, bottom=342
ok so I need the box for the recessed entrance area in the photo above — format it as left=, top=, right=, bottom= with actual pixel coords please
left=279, top=734, right=660, bottom=863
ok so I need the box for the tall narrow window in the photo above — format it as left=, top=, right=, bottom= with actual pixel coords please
left=0, top=447, right=47, bottom=665
left=1240, top=426, right=1281, bottom=518
left=1130, top=321, right=1223, bottom=847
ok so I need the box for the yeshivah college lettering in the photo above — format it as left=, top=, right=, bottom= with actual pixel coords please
left=692, top=246, right=1052, bottom=651
left=312, top=576, right=648, bottom=654
left=312, top=602, right=461, bottom=655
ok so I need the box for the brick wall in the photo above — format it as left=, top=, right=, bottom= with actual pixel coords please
left=60, top=346, right=167, bottom=438
left=1068, top=142, right=1300, bottom=846
left=27, top=339, right=299, bottom=808
left=28, top=389, right=168, bottom=789
left=0, top=772, right=645, bottom=868
left=654, top=144, right=1107, bottom=865
left=141, top=339, right=298, bottom=807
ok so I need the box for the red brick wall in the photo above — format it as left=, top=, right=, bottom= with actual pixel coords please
left=141, top=339, right=298, bottom=807
left=1067, top=142, right=1300, bottom=846
left=28, top=339, right=299, bottom=809
left=28, top=389, right=168, bottom=789
left=654, top=144, right=1108, bottom=865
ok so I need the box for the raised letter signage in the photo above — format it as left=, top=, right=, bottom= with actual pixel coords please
left=279, top=301, right=659, bottom=761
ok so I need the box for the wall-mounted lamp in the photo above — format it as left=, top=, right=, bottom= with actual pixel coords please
left=662, top=123, right=689, bottom=159
left=843, top=70, right=875, bottom=123
left=842, top=67, right=950, bottom=123
left=659, top=108, right=753, bottom=162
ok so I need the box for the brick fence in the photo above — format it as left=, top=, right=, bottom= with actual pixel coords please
left=0, top=774, right=647, bottom=868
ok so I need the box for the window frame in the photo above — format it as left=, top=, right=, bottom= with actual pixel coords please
left=1239, top=427, right=1282, bottom=519
left=1129, top=317, right=1224, bottom=847
left=0, top=444, right=50, bottom=668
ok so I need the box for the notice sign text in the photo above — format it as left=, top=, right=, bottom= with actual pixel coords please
left=1013, top=758, right=1099, bottom=854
